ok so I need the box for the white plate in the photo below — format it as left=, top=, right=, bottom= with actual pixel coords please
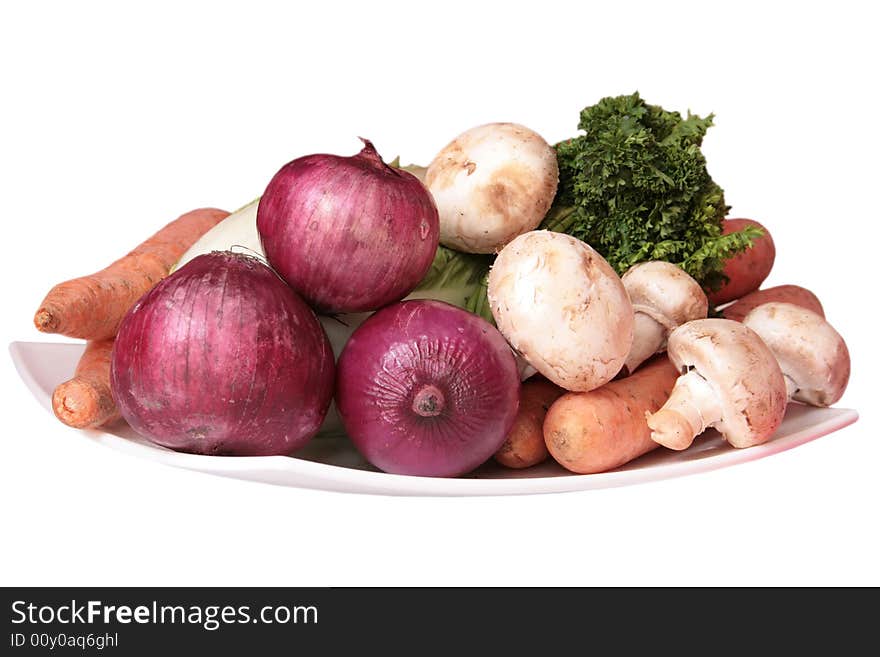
left=10, top=341, right=859, bottom=496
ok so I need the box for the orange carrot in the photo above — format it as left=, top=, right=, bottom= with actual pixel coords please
left=544, top=355, right=679, bottom=474
left=52, top=339, right=119, bottom=429
left=721, top=284, right=824, bottom=322
left=34, top=207, right=229, bottom=340
left=706, top=218, right=776, bottom=306
left=494, top=378, right=565, bottom=469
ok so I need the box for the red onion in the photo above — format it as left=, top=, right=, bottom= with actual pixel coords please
left=336, top=300, right=520, bottom=477
left=256, top=139, right=440, bottom=314
left=110, top=252, right=335, bottom=456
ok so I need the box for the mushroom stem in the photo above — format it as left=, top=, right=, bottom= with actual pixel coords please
left=622, top=312, right=666, bottom=376
left=647, top=370, right=722, bottom=450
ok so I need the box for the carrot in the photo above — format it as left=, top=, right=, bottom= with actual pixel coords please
left=34, top=207, right=229, bottom=340
left=707, top=218, right=776, bottom=306
left=721, top=284, right=824, bottom=322
left=543, top=355, right=679, bottom=474
left=494, top=378, right=565, bottom=469
left=52, top=339, right=119, bottom=429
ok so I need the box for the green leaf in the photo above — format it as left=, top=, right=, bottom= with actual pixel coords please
left=409, top=246, right=495, bottom=324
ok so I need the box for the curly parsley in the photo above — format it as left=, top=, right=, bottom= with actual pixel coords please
left=542, top=92, right=760, bottom=289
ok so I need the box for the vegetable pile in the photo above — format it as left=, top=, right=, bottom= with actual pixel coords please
left=34, top=92, right=852, bottom=479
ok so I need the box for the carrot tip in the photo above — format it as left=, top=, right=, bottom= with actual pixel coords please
left=52, top=380, right=101, bottom=429
left=34, top=308, right=58, bottom=333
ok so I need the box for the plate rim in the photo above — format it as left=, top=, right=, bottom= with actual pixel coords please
left=10, top=340, right=860, bottom=497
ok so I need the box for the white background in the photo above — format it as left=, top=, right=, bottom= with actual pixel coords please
left=2, top=1, right=877, bottom=586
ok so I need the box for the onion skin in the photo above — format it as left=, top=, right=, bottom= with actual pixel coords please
left=336, top=300, right=520, bottom=477
left=110, top=252, right=335, bottom=456
left=257, top=140, right=440, bottom=314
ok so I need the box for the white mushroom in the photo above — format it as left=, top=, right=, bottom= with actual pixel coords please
left=742, top=302, right=850, bottom=406
left=487, top=231, right=634, bottom=392
left=425, top=123, right=559, bottom=254
left=647, top=318, right=788, bottom=450
left=621, top=261, right=708, bottom=376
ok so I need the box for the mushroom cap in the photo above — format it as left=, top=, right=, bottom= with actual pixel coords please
left=488, top=231, right=633, bottom=392
left=742, top=302, right=850, bottom=406
left=666, top=318, right=787, bottom=448
left=425, top=123, right=559, bottom=254
left=622, top=261, right=708, bottom=331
